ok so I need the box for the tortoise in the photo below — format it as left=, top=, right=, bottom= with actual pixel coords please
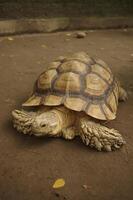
left=12, top=52, right=127, bottom=151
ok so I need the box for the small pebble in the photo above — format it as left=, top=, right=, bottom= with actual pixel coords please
left=66, top=33, right=71, bottom=36
left=76, top=31, right=87, bottom=38
left=82, top=184, right=88, bottom=189
left=123, top=29, right=127, bottom=32
left=7, top=37, right=14, bottom=41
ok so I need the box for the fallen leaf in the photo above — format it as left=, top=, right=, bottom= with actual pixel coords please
left=53, top=178, right=65, bottom=189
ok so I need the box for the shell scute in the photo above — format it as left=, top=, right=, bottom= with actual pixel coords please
left=43, top=95, right=63, bottom=106
left=64, top=97, right=87, bottom=111
left=38, top=69, right=57, bottom=90
left=54, top=72, right=81, bottom=93
left=47, top=61, right=61, bottom=70
left=59, top=60, right=88, bottom=74
left=64, top=52, right=94, bottom=64
left=86, top=104, right=106, bottom=120
left=91, top=64, right=113, bottom=84
left=85, top=73, right=108, bottom=96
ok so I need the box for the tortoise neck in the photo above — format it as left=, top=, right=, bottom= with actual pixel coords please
left=51, top=106, right=76, bottom=130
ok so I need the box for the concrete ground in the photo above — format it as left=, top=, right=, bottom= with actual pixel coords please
left=0, top=29, right=133, bottom=200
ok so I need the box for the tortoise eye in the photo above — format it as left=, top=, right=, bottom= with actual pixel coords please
left=41, top=123, right=46, bottom=127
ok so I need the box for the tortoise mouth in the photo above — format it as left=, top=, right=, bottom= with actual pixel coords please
left=31, top=122, right=55, bottom=136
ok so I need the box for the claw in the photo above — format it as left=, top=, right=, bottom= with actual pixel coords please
left=93, top=129, right=99, bottom=138
left=119, top=137, right=126, bottom=145
left=114, top=144, right=120, bottom=149
left=104, top=145, right=112, bottom=152
left=81, top=135, right=85, bottom=142
left=84, top=127, right=88, bottom=134
left=93, top=137, right=102, bottom=151
left=86, top=138, right=90, bottom=145
left=88, top=127, right=92, bottom=133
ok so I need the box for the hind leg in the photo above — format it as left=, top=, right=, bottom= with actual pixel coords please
left=79, top=118, right=125, bottom=151
left=119, top=87, right=128, bottom=101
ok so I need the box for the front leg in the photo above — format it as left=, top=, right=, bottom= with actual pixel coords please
left=79, top=118, right=125, bottom=151
left=62, top=126, right=77, bottom=140
left=12, top=109, right=36, bottom=135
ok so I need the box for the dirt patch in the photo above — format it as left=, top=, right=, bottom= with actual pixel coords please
left=0, top=29, right=133, bottom=200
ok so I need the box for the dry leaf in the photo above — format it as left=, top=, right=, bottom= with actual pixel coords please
left=53, top=178, right=65, bottom=189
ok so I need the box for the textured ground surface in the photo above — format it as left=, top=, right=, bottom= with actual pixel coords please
left=0, top=29, right=133, bottom=200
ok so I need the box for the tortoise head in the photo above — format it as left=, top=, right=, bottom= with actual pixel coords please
left=12, top=109, right=61, bottom=137
left=32, top=111, right=61, bottom=136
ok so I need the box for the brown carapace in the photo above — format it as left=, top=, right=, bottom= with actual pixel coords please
left=23, top=52, right=119, bottom=120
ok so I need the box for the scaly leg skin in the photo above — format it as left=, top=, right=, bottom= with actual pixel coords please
left=79, top=118, right=126, bottom=152
left=12, top=109, right=36, bottom=135
left=119, top=87, right=128, bottom=101
left=62, top=126, right=77, bottom=140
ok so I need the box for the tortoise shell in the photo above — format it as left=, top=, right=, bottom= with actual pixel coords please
left=23, top=52, right=119, bottom=120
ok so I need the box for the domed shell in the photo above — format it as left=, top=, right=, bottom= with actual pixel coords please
left=23, top=52, right=119, bottom=120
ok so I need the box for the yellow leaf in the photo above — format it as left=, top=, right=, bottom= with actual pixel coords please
left=53, top=178, right=65, bottom=189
